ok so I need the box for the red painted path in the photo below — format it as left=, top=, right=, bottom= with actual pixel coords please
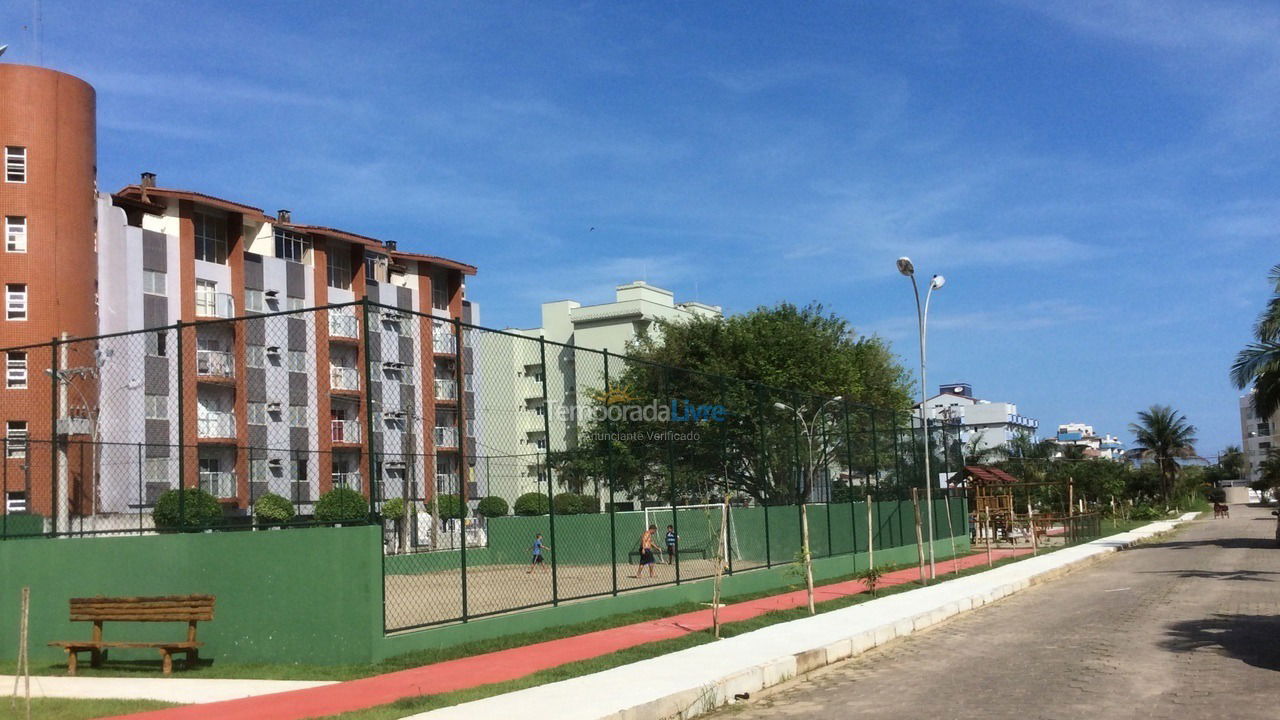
left=109, top=548, right=1031, bottom=720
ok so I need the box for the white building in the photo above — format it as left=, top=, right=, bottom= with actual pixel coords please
left=475, top=282, right=722, bottom=498
left=918, top=383, right=1038, bottom=454
left=1239, top=392, right=1277, bottom=484
left=1051, top=422, right=1125, bottom=461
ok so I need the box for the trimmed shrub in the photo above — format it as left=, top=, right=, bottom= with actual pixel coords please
left=576, top=494, right=601, bottom=513
left=152, top=488, right=223, bottom=530
left=254, top=493, right=296, bottom=525
left=514, top=492, right=550, bottom=516
left=476, top=495, right=510, bottom=518
left=381, top=497, right=407, bottom=521
left=553, top=492, right=583, bottom=515
left=314, top=487, right=369, bottom=523
left=435, top=493, right=467, bottom=520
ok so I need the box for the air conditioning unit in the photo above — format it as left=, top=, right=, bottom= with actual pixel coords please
left=266, top=345, right=281, bottom=355
left=265, top=289, right=280, bottom=298
left=267, top=458, right=284, bottom=468
left=382, top=311, right=404, bottom=321
left=384, top=361, right=404, bottom=371
left=384, top=460, right=406, bottom=469
left=266, top=402, right=282, bottom=412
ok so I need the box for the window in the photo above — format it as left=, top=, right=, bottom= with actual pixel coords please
left=5, top=420, right=27, bottom=458
left=194, top=213, right=228, bottom=264
left=146, top=331, right=168, bottom=357
left=246, top=345, right=266, bottom=368
left=194, top=280, right=217, bottom=317
left=247, top=402, right=268, bottom=425
left=5, top=352, right=25, bottom=389
left=287, top=350, right=307, bottom=373
left=365, top=253, right=387, bottom=283
left=288, top=405, right=307, bottom=428
left=250, top=458, right=269, bottom=482
left=144, top=458, right=168, bottom=483
left=274, top=228, right=311, bottom=264
left=5, top=216, right=26, bottom=253
left=144, top=394, right=167, bottom=420
left=245, top=289, right=264, bottom=313
left=4, top=147, right=26, bottom=183
left=1261, top=441, right=1273, bottom=451
left=1258, top=423, right=1271, bottom=436
left=327, top=250, right=351, bottom=290
left=143, top=269, right=166, bottom=295
left=285, top=297, right=304, bottom=312
left=5, top=284, right=26, bottom=321
left=4, top=491, right=26, bottom=513
left=432, top=276, right=449, bottom=310
left=535, top=437, right=547, bottom=450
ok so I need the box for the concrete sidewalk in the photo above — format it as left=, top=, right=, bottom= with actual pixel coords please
left=0, top=675, right=334, bottom=704
left=409, top=514, right=1199, bottom=720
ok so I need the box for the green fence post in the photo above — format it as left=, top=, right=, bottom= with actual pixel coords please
left=604, top=351, right=617, bottom=595
left=174, top=323, right=185, bottom=531
left=821, top=410, right=832, bottom=558
left=2, top=438, right=7, bottom=539
left=844, top=402, right=856, bottom=556
left=137, top=442, right=144, bottom=535
left=49, top=336, right=60, bottom=535
left=539, top=336, right=557, bottom=605
left=453, top=315, right=470, bottom=619
left=758, top=388, right=772, bottom=568
left=869, top=408, right=880, bottom=497
left=666, top=366, right=680, bottom=585
left=718, top=377, right=733, bottom=575
left=362, top=300, right=379, bottom=514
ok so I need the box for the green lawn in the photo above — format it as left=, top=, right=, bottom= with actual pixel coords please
left=0, top=697, right=177, bottom=720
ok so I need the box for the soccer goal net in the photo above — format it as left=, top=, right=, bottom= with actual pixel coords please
left=643, top=503, right=741, bottom=564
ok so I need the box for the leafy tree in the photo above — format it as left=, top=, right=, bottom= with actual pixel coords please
left=1219, top=445, right=1244, bottom=480
left=514, top=492, right=550, bottom=516
left=1253, top=449, right=1280, bottom=503
left=1231, top=264, right=1280, bottom=419
left=254, top=493, right=296, bottom=525
left=1128, top=405, right=1198, bottom=502
left=476, top=496, right=510, bottom=518
left=314, top=487, right=369, bottom=522
left=435, top=493, right=467, bottom=520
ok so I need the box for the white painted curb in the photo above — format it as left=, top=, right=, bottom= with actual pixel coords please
left=0, top=675, right=335, bottom=703
left=409, top=513, right=1198, bottom=720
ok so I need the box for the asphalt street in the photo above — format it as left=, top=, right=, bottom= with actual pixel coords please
left=720, top=504, right=1280, bottom=720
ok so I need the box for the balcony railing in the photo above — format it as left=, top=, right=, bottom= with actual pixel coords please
left=57, top=415, right=93, bottom=436
left=329, top=313, right=359, bottom=339
left=330, top=366, right=360, bottom=391
left=434, top=378, right=458, bottom=400
left=434, top=427, right=459, bottom=447
left=199, top=471, right=236, bottom=498
left=197, top=412, right=236, bottom=438
left=195, top=292, right=235, bottom=319
left=332, top=472, right=361, bottom=490
left=435, top=473, right=460, bottom=492
left=331, top=419, right=361, bottom=444
left=433, top=332, right=457, bottom=354
left=196, top=349, right=235, bottom=378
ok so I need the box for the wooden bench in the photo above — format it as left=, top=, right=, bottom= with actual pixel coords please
left=49, top=594, right=214, bottom=675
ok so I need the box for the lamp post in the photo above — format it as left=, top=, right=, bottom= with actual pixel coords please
left=774, top=396, right=843, bottom=614
left=896, top=257, right=945, bottom=580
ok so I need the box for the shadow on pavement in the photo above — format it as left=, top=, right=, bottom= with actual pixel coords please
left=1141, top=569, right=1279, bottom=582
left=1162, top=614, right=1280, bottom=671
left=1128, top=537, right=1278, bottom=551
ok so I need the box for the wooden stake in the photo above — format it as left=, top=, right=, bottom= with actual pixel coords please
left=943, top=494, right=959, bottom=575
left=1028, top=501, right=1037, bottom=556
left=866, top=494, right=874, bottom=571
left=12, top=586, right=30, bottom=719
left=984, top=506, right=993, bottom=567
left=911, top=488, right=927, bottom=585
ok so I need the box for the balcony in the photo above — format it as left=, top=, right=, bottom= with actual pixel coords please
left=434, top=378, right=458, bottom=401
left=434, top=426, right=459, bottom=447
left=331, top=419, right=361, bottom=444
left=435, top=473, right=460, bottom=492
left=329, top=312, right=359, bottom=339
left=432, top=332, right=457, bottom=354
left=197, top=412, right=236, bottom=439
left=199, top=471, right=236, bottom=498
left=195, top=292, right=235, bottom=319
left=330, top=366, right=360, bottom=392
left=57, top=414, right=93, bottom=436
left=332, top=472, right=361, bottom=490
left=196, top=349, right=235, bottom=378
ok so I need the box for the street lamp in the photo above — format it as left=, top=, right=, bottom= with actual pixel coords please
left=897, top=256, right=945, bottom=579
left=774, top=395, right=842, bottom=614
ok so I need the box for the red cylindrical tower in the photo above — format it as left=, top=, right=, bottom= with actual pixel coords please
left=0, top=64, right=97, bottom=521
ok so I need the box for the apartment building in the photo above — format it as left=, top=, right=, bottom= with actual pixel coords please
left=476, top=281, right=722, bottom=498
left=1050, top=422, right=1124, bottom=460
left=1, top=62, right=477, bottom=526
left=1239, top=392, right=1277, bottom=484
left=918, top=383, right=1039, bottom=453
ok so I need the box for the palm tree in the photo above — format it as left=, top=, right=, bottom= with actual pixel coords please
left=1219, top=445, right=1244, bottom=480
left=1254, top=449, right=1280, bottom=504
left=1231, top=264, right=1280, bottom=419
left=1128, top=405, right=1198, bottom=502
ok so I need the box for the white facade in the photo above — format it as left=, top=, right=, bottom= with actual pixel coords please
left=1051, top=422, right=1125, bottom=461
left=476, top=282, right=723, bottom=498
left=918, top=383, right=1038, bottom=453
left=1239, top=393, right=1277, bottom=484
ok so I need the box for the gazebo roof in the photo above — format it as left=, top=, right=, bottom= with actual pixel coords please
left=963, top=465, right=1021, bottom=485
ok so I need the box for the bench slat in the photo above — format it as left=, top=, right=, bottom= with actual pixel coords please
left=71, top=615, right=212, bottom=623
left=51, top=641, right=203, bottom=649
left=71, top=600, right=213, bottom=610
left=69, top=595, right=214, bottom=604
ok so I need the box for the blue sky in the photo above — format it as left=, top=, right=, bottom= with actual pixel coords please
left=3, top=1, right=1275, bottom=455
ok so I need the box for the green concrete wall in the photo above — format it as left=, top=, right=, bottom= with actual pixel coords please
left=0, top=526, right=382, bottom=665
